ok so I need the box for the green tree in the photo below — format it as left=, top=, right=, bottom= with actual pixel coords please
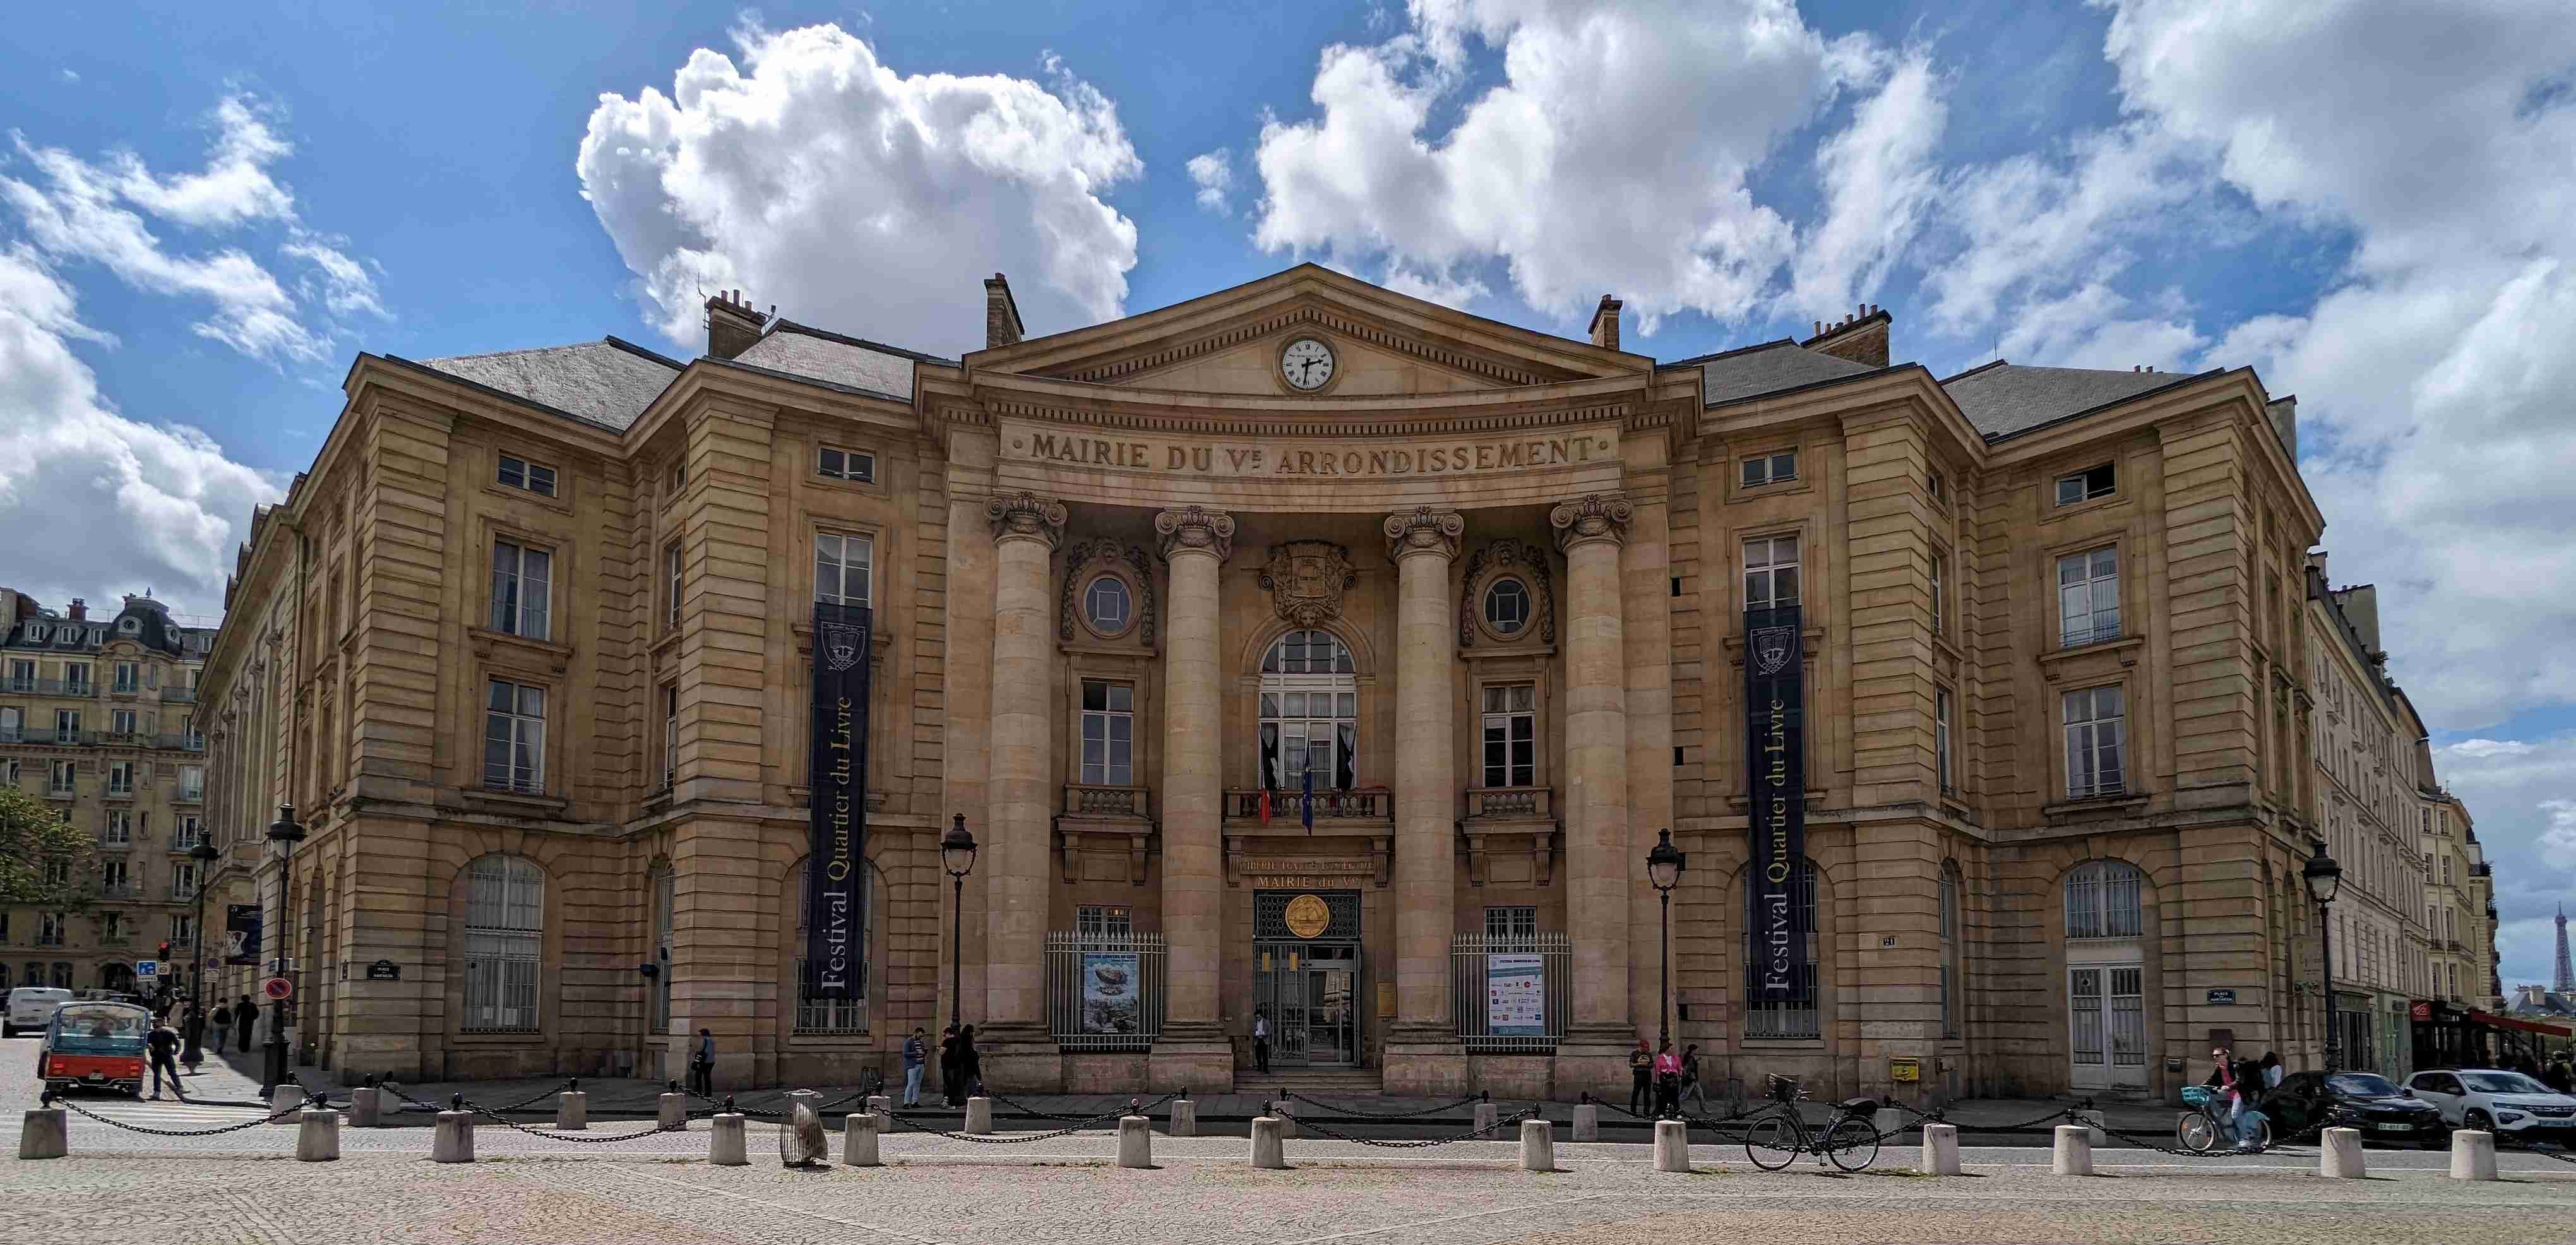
left=0, top=785, right=100, bottom=910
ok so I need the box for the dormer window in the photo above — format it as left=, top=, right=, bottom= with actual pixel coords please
left=118, top=617, right=139, bottom=633
left=25, top=624, right=45, bottom=643
left=2054, top=463, right=2115, bottom=506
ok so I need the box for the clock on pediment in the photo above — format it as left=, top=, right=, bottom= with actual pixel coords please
left=1279, top=336, right=1337, bottom=391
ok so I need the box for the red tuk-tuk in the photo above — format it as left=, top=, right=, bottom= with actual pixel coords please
left=36, top=1000, right=150, bottom=1097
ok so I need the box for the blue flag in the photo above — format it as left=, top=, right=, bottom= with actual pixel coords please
left=1301, top=764, right=1315, bottom=833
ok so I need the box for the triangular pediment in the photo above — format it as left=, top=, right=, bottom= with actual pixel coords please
left=971, top=264, right=1649, bottom=396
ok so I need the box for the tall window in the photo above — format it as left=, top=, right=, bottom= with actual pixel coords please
left=650, top=865, right=674, bottom=1033
left=1744, top=859, right=1820, bottom=1038
left=113, top=662, right=139, bottom=693
left=174, top=861, right=198, bottom=899
left=107, top=761, right=134, bottom=797
left=664, top=542, right=683, bottom=630
left=1080, top=679, right=1134, bottom=785
left=64, top=664, right=90, bottom=694
left=104, top=809, right=131, bottom=845
left=2065, top=860, right=2144, bottom=939
left=101, top=859, right=128, bottom=892
left=793, top=861, right=869, bottom=1034
left=490, top=540, right=552, bottom=640
left=1481, top=684, right=1537, bottom=787
left=462, top=854, right=544, bottom=1032
left=814, top=532, right=873, bottom=607
left=1935, top=688, right=1954, bottom=793
left=482, top=679, right=546, bottom=794
left=177, top=765, right=202, bottom=802
left=2057, top=547, right=2120, bottom=646
left=55, top=708, right=80, bottom=739
left=1258, top=630, right=1356, bottom=791
left=172, top=914, right=195, bottom=944
left=661, top=684, right=679, bottom=789
left=48, top=760, right=75, bottom=795
left=1940, top=864, right=1962, bottom=1039
left=39, top=914, right=64, bottom=946
left=1744, top=535, right=1801, bottom=610
left=2063, top=685, right=2127, bottom=799
left=177, top=815, right=203, bottom=849
left=1484, top=905, right=1537, bottom=943
left=1929, top=551, right=1947, bottom=638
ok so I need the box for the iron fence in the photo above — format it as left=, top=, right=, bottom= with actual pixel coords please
left=1044, top=930, right=1166, bottom=1051
left=1448, top=931, right=1571, bottom=1053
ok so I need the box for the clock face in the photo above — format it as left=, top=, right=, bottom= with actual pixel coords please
left=1281, top=337, right=1335, bottom=390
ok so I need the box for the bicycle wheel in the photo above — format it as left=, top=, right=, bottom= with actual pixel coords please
left=1823, top=1115, right=1881, bottom=1172
left=1743, top=1115, right=1799, bottom=1171
left=2177, top=1111, right=2217, bottom=1153
left=2243, top=1114, right=2272, bottom=1152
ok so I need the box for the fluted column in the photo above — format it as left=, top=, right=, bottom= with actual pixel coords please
left=984, top=492, right=1067, bottom=1039
left=1384, top=506, right=1465, bottom=1061
left=1153, top=506, right=1233, bottom=1052
left=1552, top=493, right=1634, bottom=1034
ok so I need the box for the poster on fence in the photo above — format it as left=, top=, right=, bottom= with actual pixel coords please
left=1486, top=953, right=1546, bottom=1035
left=1081, top=952, right=1142, bottom=1035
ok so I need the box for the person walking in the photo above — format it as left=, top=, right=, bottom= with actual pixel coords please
left=146, top=1016, right=187, bottom=1102
left=959, top=1024, right=984, bottom=1098
left=231, top=995, right=256, bottom=1052
left=1652, top=1040, right=1683, bottom=1118
left=689, top=1028, right=716, bottom=1097
left=1678, top=1044, right=1708, bottom=1113
left=2259, top=1051, right=2282, bottom=1092
left=938, top=1024, right=963, bottom=1107
left=901, top=1027, right=928, bottom=1108
left=2546, top=1056, right=2573, bottom=1095
left=179, top=1004, right=206, bottom=1073
left=209, top=1003, right=231, bottom=1057
left=1252, top=1008, right=1273, bottom=1075
left=1628, top=1037, right=1654, bottom=1116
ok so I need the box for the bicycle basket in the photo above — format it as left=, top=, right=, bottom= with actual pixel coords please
left=1765, top=1074, right=1801, bottom=1103
left=2180, top=1085, right=2212, bottom=1108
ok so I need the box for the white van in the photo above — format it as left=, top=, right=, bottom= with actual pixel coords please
left=5, top=986, right=74, bottom=1038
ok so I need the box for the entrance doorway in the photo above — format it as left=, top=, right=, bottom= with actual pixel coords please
left=1254, top=943, right=1359, bottom=1068
left=2068, top=963, right=2147, bottom=1090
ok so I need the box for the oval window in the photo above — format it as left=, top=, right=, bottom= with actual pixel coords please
left=1085, top=576, right=1132, bottom=634
left=1483, top=579, right=1530, bottom=635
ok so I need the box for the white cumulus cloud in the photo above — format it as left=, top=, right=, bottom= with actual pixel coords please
left=1188, top=149, right=1235, bottom=215
left=576, top=22, right=1144, bottom=356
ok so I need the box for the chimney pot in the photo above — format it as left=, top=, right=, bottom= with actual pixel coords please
left=1588, top=295, right=1623, bottom=352
left=69, top=599, right=86, bottom=621
left=984, top=273, right=1025, bottom=349
left=703, top=288, right=765, bottom=360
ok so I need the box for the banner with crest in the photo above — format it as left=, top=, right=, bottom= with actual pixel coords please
left=805, top=602, right=873, bottom=998
left=1743, top=603, right=1807, bottom=1003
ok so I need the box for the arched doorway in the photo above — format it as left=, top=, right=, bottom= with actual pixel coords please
left=2064, top=861, right=2148, bottom=1090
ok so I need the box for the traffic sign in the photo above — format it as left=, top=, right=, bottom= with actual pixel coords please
left=261, top=975, right=293, bottom=1001
left=134, top=960, right=160, bottom=980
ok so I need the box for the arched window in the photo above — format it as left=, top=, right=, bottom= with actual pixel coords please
left=462, top=854, right=544, bottom=1033
left=794, top=861, right=876, bottom=1034
left=1743, top=859, right=1820, bottom=1039
left=2064, top=861, right=2144, bottom=939
left=649, top=864, right=675, bottom=1034
left=1939, top=862, right=1962, bottom=1039
left=1259, top=630, right=1356, bottom=792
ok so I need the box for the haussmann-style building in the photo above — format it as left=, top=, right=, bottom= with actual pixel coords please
left=199, top=264, right=2457, bottom=1104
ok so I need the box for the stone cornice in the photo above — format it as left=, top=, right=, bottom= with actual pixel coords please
left=1153, top=505, right=1236, bottom=563
left=1549, top=492, right=1634, bottom=552
left=968, top=378, right=1636, bottom=440
left=1059, top=304, right=1552, bottom=388
left=1383, top=506, right=1466, bottom=563
left=987, top=492, right=1068, bottom=547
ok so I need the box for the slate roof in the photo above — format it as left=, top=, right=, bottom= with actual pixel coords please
left=1690, top=340, right=1878, bottom=407
left=416, top=338, right=683, bottom=432
left=1939, top=362, right=2208, bottom=441
left=729, top=323, right=933, bottom=403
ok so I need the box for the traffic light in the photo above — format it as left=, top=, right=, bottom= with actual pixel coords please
left=157, top=941, right=172, bottom=960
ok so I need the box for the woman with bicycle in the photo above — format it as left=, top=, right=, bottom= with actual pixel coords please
left=2203, top=1045, right=2262, bottom=1152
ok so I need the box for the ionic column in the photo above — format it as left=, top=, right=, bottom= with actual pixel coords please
left=1384, top=506, right=1465, bottom=1036
left=1153, top=506, right=1234, bottom=1041
left=984, top=492, right=1068, bottom=1034
left=1551, top=493, right=1634, bottom=1034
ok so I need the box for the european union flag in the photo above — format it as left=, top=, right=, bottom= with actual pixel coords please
left=1301, top=765, right=1314, bottom=833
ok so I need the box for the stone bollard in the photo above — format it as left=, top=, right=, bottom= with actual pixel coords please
left=556, top=1090, right=588, bottom=1131
left=1119, top=1114, right=1154, bottom=1169
left=658, top=1092, right=688, bottom=1131
left=18, top=1107, right=68, bottom=1159
left=1520, top=1118, right=1556, bottom=1172
left=1921, top=1122, right=1961, bottom=1176
left=2450, top=1129, right=2497, bottom=1181
left=866, top=1095, right=891, bottom=1116
left=269, top=1083, right=306, bottom=1121
left=2075, top=1108, right=2106, bottom=1147
left=2319, top=1126, right=2366, bottom=1179
left=1168, top=1098, right=1198, bottom=1138
left=346, top=1087, right=380, bottom=1129
left=842, top=1112, right=882, bottom=1167
left=710, top=1112, right=749, bottom=1165
left=1474, top=1100, right=1500, bottom=1133
left=2051, top=1124, right=2093, bottom=1176
left=1873, top=1106, right=1903, bottom=1141
left=1249, top=1114, right=1288, bottom=1169
left=964, top=1097, right=993, bottom=1135
left=1572, top=1101, right=1599, bottom=1142
left=432, top=1110, right=475, bottom=1164
left=1654, top=1119, right=1690, bottom=1172
left=296, top=1108, right=343, bottom=1162
left=1277, top=1099, right=1297, bottom=1139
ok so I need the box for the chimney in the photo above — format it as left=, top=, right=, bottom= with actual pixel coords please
left=2267, top=395, right=2298, bottom=459
left=704, top=289, right=765, bottom=360
left=984, top=273, right=1025, bottom=349
left=1589, top=295, right=1623, bottom=352
left=68, top=598, right=86, bottom=622
left=1803, top=302, right=1891, bottom=369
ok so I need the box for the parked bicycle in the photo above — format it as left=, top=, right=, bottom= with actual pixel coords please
left=2178, top=1084, right=2271, bottom=1152
left=1742, top=1075, right=1881, bottom=1171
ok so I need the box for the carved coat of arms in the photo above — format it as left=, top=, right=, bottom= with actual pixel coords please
left=1260, top=542, right=1357, bottom=627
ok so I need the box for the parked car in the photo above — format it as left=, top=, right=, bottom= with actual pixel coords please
left=35, top=999, right=150, bottom=1096
left=4, top=986, right=74, bottom=1038
left=2406, top=1068, right=2576, bottom=1140
left=2261, top=1071, right=2445, bottom=1145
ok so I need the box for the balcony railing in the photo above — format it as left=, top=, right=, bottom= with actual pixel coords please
left=162, top=686, right=196, bottom=704
left=1044, top=930, right=1167, bottom=1052
left=100, top=730, right=142, bottom=747
left=1464, top=786, right=1554, bottom=821
left=45, top=783, right=76, bottom=798
left=1450, top=932, right=1573, bottom=1053
left=18, top=729, right=98, bottom=746
left=97, top=833, right=133, bottom=850
left=176, top=785, right=205, bottom=804
left=171, top=833, right=206, bottom=852
left=1063, top=783, right=1149, bottom=818
left=162, top=734, right=206, bottom=753
left=0, top=677, right=31, bottom=694
left=105, top=782, right=134, bottom=799
left=1224, top=786, right=1393, bottom=823
left=97, top=884, right=138, bottom=901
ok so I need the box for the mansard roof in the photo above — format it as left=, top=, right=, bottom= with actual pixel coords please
left=1683, top=339, right=1881, bottom=408
left=725, top=321, right=946, bottom=404
left=412, top=337, right=683, bottom=432
left=1939, top=362, right=2212, bottom=441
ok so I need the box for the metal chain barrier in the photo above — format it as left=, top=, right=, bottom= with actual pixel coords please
left=378, top=1083, right=684, bottom=1145
left=974, top=1090, right=1115, bottom=1123
left=1292, top=1104, right=1540, bottom=1149
left=47, top=1092, right=309, bottom=1138
left=882, top=1092, right=1181, bottom=1145
left=1283, top=1090, right=1480, bottom=1120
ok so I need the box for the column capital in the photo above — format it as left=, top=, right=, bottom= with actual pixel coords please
left=1383, top=506, right=1465, bottom=563
left=1154, top=505, right=1236, bottom=562
left=987, top=492, right=1069, bottom=547
left=1549, top=492, right=1634, bottom=552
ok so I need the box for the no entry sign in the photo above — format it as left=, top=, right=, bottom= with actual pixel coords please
left=261, top=975, right=293, bottom=1001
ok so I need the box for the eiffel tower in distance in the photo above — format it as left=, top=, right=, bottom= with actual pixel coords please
left=2557, top=903, right=2575, bottom=995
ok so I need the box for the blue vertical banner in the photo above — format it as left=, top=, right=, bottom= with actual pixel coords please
left=224, top=903, right=262, bottom=967
left=806, top=602, right=873, bottom=998
left=1744, top=604, right=1807, bottom=1001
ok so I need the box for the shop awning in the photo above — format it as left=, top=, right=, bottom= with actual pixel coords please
left=2469, top=1009, right=2572, bottom=1038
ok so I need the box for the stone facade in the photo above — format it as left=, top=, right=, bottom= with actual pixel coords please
left=191, top=265, right=2495, bottom=1104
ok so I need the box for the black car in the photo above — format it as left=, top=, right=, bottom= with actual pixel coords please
left=2262, top=1071, right=2447, bottom=1145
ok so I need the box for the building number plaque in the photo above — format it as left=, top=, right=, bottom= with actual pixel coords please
left=1283, top=893, right=1332, bottom=939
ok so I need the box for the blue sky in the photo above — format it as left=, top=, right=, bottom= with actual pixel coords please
left=4, top=0, right=2575, bottom=989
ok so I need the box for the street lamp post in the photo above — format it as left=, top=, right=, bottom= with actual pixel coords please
left=1645, top=828, right=1686, bottom=1054
left=261, top=803, right=305, bottom=1095
left=2303, top=839, right=2344, bottom=1073
left=939, top=814, right=978, bottom=1042
left=182, top=838, right=218, bottom=1065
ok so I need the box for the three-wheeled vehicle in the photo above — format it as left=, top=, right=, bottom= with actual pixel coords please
left=35, top=999, right=150, bottom=1097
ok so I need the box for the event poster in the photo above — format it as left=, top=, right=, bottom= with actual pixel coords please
left=1081, top=953, right=1142, bottom=1035
left=804, top=602, right=873, bottom=999
left=1744, top=602, right=1808, bottom=1001
left=224, top=903, right=261, bottom=967
left=1485, top=953, right=1546, bottom=1035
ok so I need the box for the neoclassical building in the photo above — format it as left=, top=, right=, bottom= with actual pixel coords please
left=201, top=265, right=2423, bottom=1103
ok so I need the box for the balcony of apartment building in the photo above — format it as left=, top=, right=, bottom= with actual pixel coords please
left=37, top=677, right=98, bottom=698
left=157, top=732, right=206, bottom=753
left=1220, top=785, right=1394, bottom=830
left=172, top=780, right=204, bottom=804
left=96, top=881, right=140, bottom=903
left=160, top=686, right=196, bottom=705
left=18, top=728, right=98, bottom=746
